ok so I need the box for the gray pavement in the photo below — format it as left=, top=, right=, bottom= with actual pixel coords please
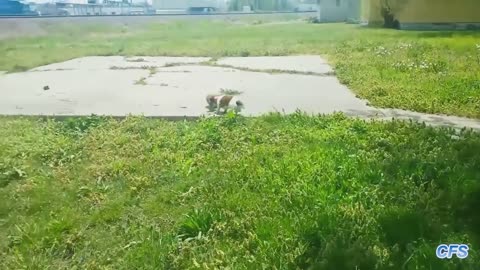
left=1, top=55, right=480, bottom=130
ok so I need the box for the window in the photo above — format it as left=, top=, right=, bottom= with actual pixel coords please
left=336, top=0, right=340, bottom=7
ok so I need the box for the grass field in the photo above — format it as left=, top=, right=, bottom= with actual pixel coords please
left=1, top=17, right=480, bottom=269
left=0, top=114, right=479, bottom=269
left=0, top=19, right=479, bottom=117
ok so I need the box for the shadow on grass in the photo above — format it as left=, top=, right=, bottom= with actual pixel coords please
left=296, top=191, right=480, bottom=269
left=295, top=224, right=377, bottom=270
left=295, top=135, right=480, bottom=269
left=454, top=186, right=480, bottom=245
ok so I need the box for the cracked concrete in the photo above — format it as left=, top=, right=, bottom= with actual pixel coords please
left=217, top=55, right=334, bottom=74
left=1, top=55, right=479, bottom=130
left=30, top=56, right=210, bottom=71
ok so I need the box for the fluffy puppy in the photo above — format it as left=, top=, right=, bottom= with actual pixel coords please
left=206, top=95, right=244, bottom=114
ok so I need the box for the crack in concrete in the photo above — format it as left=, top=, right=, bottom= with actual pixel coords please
left=21, top=68, right=75, bottom=73
left=202, top=60, right=336, bottom=76
left=110, top=61, right=336, bottom=77
left=110, top=65, right=160, bottom=70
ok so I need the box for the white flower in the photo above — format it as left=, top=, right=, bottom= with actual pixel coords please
left=398, top=43, right=413, bottom=49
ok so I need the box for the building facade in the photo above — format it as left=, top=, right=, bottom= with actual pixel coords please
left=153, top=0, right=224, bottom=10
left=361, top=0, right=480, bottom=30
left=316, top=0, right=360, bottom=23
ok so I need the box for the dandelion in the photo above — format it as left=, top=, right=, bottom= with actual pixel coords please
left=374, top=46, right=392, bottom=56
left=419, top=60, right=432, bottom=70
left=397, top=43, right=413, bottom=50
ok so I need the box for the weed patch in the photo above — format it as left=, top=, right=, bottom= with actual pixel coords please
left=134, top=77, right=147, bottom=85
left=219, top=88, right=243, bottom=96
left=126, top=58, right=145, bottom=62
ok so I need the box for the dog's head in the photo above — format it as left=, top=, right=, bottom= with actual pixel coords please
left=235, top=100, right=244, bottom=109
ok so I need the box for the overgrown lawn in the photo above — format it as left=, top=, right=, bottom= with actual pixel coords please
left=1, top=114, right=479, bottom=269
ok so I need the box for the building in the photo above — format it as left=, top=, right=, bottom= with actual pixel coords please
left=153, top=0, right=187, bottom=9
left=227, top=0, right=294, bottom=11
left=360, top=0, right=480, bottom=30
left=153, top=0, right=225, bottom=11
left=290, top=0, right=321, bottom=12
left=316, top=0, right=360, bottom=23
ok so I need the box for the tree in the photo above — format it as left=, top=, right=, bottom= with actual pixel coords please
left=380, top=0, right=409, bottom=29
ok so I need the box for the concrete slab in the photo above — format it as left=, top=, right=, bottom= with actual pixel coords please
left=0, top=63, right=368, bottom=117
left=216, top=55, right=333, bottom=74
left=144, top=65, right=369, bottom=116
left=1, top=56, right=479, bottom=131
left=345, top=109, right=480, bottom=131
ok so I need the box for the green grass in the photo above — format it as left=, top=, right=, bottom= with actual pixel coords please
left=0, top=21, right=479, bottom=117
left=0, top=114, right=480, bottom=269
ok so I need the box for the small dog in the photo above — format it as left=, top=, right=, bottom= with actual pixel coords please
left=206, top=95, right=244, bottom=114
